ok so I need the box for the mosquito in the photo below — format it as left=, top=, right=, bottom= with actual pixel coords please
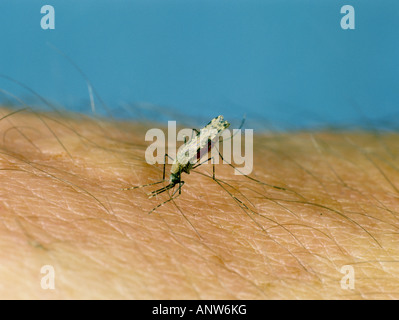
left=123, top=115, right=230, bottom=213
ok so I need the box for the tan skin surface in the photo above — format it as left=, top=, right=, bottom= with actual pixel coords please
left=0, top=107, right=399, bottom=299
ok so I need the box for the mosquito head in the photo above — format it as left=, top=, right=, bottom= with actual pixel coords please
left=170, top=172, right=181, bottom=184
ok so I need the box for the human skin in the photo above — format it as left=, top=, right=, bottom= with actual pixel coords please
left=0, top=107, right=399, bottom=299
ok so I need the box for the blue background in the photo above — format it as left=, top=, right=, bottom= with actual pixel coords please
left=0, top=0, right=398, bottom=130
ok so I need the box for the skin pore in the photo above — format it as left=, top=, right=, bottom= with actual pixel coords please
left=0, top=106, right=399, bottom=299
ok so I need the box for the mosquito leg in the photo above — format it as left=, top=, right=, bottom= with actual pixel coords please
left=121, top=180, right=165, bottom=191
left=177, top=181, right=185, bottom=195
left=214, top=145, right=305, bottom=198
left=149, top=182, right=184, bottom=214
left=149, top=197, right=175, bottom=214
left=161, top=153, right=176, bottom=180
left=213, top=161, right=215, bottom=180
left=192, top=155, right=217, bottom=181
left=165, top=153, right=174, bottom=162
left=163, top=154, right=167, bottom=180
left=192, top=156, right=214, bottom=170
left=123, top=154, right=172, bottom=190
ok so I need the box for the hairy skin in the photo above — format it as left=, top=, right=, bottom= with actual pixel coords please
left=0, top=107, right=399, bottom=299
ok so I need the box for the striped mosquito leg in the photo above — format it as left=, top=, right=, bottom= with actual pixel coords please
left=192, top=156, right=214, bottom=170
left=192, top=156, right=216, bottom=180
left=177, top=181, right=184, bottom=195
left=121, top=180, right=165, bottom=191
left=163, top=153, right=167, bottom=180
left=123, top=153, right=172, bottom=190
left=148, top=181, right=185, bottom=214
